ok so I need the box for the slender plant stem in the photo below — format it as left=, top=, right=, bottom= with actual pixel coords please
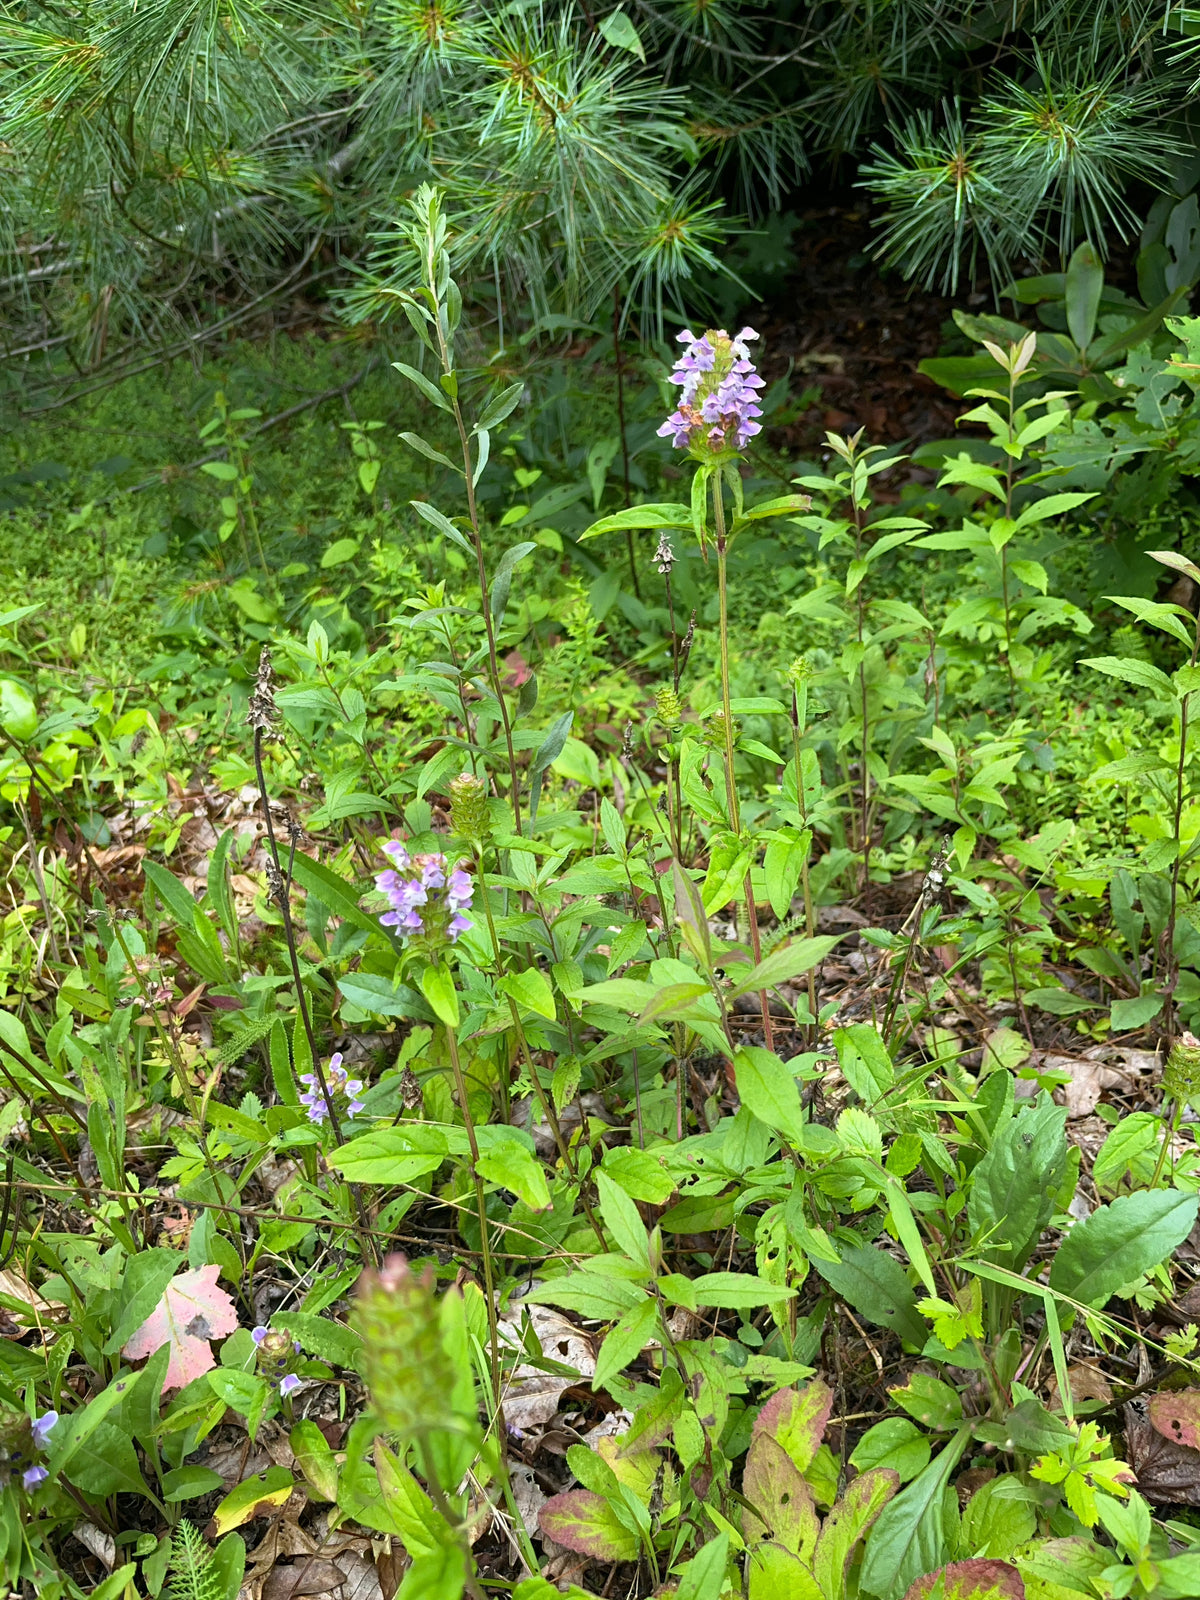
left=252, top=723, right=379, bottom=1266
left=712, top=480, right=774, bottom=1050
left=613, top=286, right=638, bottom=596
left=1164, top=610, right=1200, bottom=1040
left=442, top=1020, right=501, bottom=1407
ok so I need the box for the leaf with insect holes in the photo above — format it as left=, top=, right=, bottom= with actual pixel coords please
left=121, top=1264, right=239, bottom=1391
left=1150, top=1389, right=1200, bottom=1452
left=902, top=1560, right=1025, bottom=1600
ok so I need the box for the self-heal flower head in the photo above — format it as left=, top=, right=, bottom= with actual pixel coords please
left=658, top=327, right=765, bottom=458
left=299, top=1053, right=365, bottom=1125
left=375, top=842, right=474, bottom=949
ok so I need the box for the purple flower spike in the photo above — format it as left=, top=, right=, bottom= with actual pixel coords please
left=658, top=327, right=765, bottom=456
left=23, top=1465, right=48, bottom=1489
left=30, top=1411, right=57, bottom=1450
left=375, top=842, right=473, bottom=946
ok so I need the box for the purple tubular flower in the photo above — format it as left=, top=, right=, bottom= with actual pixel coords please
left=279, top=1374, right=302, bottom=1397
left=375, top=842, right=473, bottom=944
left=23, top=1466, right=48, bottom=1489
left=299, top=1055, right=365, bottom=1124
left=657, top=326, right=765, bottom=456
left=30, top=1412, right=57, bottom=1451
left=251, top=1326, right=268, bottom=1346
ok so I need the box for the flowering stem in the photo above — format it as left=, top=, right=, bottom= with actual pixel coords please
left=443, top=1019, right=501, bottom=1407
left=712, top=480, right=774, bottom=1052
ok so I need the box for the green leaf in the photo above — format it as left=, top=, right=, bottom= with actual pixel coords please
left=849, top=1419, right=931, bottom=1484
left=420, top=962, right=460, bottom=1027
left=321, top=538, right=360, bottom=568
left=162, top=1465, right=225, bottom=1500
left=966, top=1095, right=1068, bottom=1272
left=290, top=1420, right=339, bottom=1501
left=730, top=936, right=841, bottom=997
left=597, top=5, right=645, bottom=60
left=1065, top=242, right=1104, bottom=350
left=858, top=1434, right=969, bottom=1599
left=734, top=1046, right=807, bottom=1143
left=539, top=1490, right=640, bottom=1561
left=592, top=1294, right=657, bottom=1391
left=812, top=1245, right=927, bottom=1349
left=200, top=460, right=238, bottom=481
left=273, top=1312, right=363, bottom=1369
left=524, top=1272, right=647, bottom=1320
left=410, top=499, right=474, bottom=554
left=103, top=1248, right=188, bottom=1355
left=579, top=502, right=692, bottom=540
left=1048, top=1188, right=1199, bottom=1308
left=1025, top=986, right=1095, bottom=1015
left=890, top=1373, right=963, bottom=1431
left=289, top=854, right=380, bottom=939
left=328, top=1125, right=456, bottom=1185
left=690, top=1271, right=796, bottom=1308
left=392, top=362, right=453, bottom=412
left=1110, top=992, right=1163, bottom=1031
left=811, top=1468, right=900, bottom=1600
left=497, top=967, right=556, bottom=1021
left=399, top=431, right=461, bottom=473
left=475, top=380, right=525, bottom=432
left=1080, top=656, right=1176, bottom=696
left=673, top=1533, right=731, bottom=1600
left=596, top=1170, right=650, bottom=1269
left=475, top=1129, right=551, bottom=1211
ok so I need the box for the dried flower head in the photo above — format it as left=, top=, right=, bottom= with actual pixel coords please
left=247, top=645, right=278, bottom=734
left=654, top=532, right=676, bottom=575
left=658, top=327, right=765, bottom=458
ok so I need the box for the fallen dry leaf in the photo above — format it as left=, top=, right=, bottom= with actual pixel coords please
left=122, top=1264, right=239, bottom=1390
left=1047, top=1363, right=1113, bottom=1410
left=1125, top=1398, right=1200, bottom=1504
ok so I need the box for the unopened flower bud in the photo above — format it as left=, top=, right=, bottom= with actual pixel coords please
left=449, top=772, right=491, bottom=843
left=353, top=1255, right=455, bottom=1434
left=1165, top=1032, right=1200, bottom=1108
left=654, top=685, right=683, bottom=729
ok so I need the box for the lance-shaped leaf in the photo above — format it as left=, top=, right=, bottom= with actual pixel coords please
left=812, top=1467, right=900, bottom=1600
left=741, top=1433, right=820, bottom=1559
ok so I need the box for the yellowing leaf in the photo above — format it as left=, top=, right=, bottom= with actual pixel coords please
left=121, top=1264, right=239, bottom=1391
left=211, top=1465, right=294, bottom=1534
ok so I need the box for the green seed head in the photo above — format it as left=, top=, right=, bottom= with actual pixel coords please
left=449, top=772, right=491, bottom=844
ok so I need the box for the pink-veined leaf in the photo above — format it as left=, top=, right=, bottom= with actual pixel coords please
left=903, top=1559, right=1025, bottom=1600
left=538, top=1490, right=640, bottom=1561
left=753, top=1378, right=833, bottom=1473
left=121, top=1264, right=239, bottom=1391
left=1149, top=1389, right=1200, bottom=1452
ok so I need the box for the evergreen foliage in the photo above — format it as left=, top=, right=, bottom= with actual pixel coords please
left=2, top=0, right=1199, bottom=389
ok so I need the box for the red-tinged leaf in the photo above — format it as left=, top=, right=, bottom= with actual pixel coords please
left=753, top=1379, right=833, bottom=1473
left=122, top=1264, right=239, bottom=1391
left=903, top=1559, right=1025, bottom=1600
left=538, top=1491, right=640, bottom=1561
left=812, top=1468, right=900, bottom=1600
left=741, top=1433, right=819, bottom=1560
left=1149, top=1390, right=1200, bottom=1452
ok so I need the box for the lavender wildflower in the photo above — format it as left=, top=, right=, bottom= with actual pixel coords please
left=30, top=1412, right=57, bottom=1451
left=375, top=842, right=474, bottom=949
left=23, top=1465, right=48, bottom=1488
left=298, top=1052, right=364, bottom=1124
left=279, top=1374, right=302, bottom=1398
left=658, top=326, right=765, bottom=458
